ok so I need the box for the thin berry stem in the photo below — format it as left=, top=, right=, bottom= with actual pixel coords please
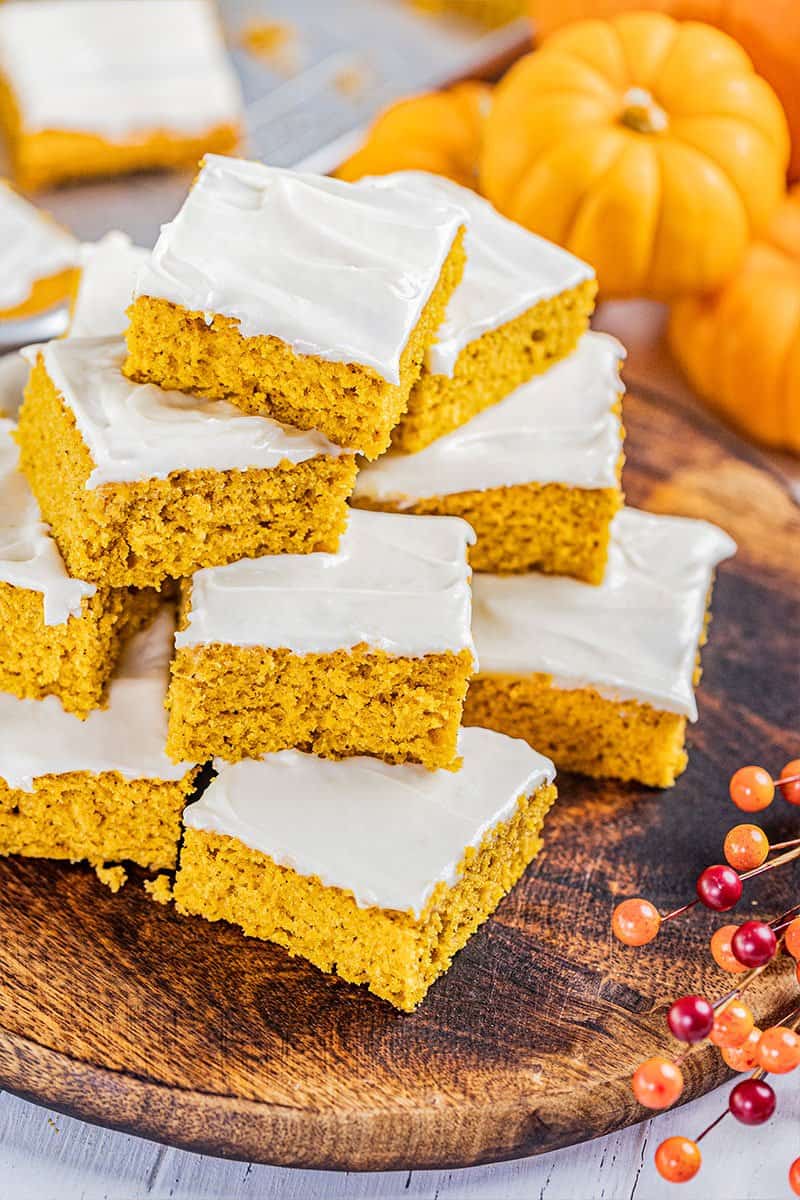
left=695, top=1108, right=729, bottom=1143
left=740, top=844, right=800, bottom=882
left=777, top=774, right=800, bottom=790
left=770, top=838, right=800, bottom=852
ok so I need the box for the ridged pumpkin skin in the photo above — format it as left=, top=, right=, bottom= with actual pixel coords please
left=480, top=13, right=790, bottom=299
left=529, top=1, right=800, bottom=181
left=669, top=186, right=800, bottom=453
left=336, top=82, right=492, bottom=189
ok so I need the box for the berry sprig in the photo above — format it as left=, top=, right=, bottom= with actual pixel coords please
left=611, top=758, right=800, bottom=1190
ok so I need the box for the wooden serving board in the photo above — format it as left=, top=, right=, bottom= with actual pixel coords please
left=0, top=341, right=798, bottom=1171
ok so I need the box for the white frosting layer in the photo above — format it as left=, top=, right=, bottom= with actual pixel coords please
left=134, top=156, right=467, bottom=385
left=0, top=0, right=242, bottom=139
left=0, top=183, right=77, bottom=312
left=471, top=507, right=736, bottom=721
left=0, top=607, right=194, bottom=791
left=176, top=508, right=477, bottom=660
left=354, top=333, right=625, bottom=503
left=183, top=728, right=555, bottom=916
left=0, top=352, right=28, bottom=420
left=70, top=233, right=149, bottom=338
left=23, top=337, right=350, bottom=488
left=365, top=172, right=594, bottom=377
left=0, top=418, right=95, bottom=625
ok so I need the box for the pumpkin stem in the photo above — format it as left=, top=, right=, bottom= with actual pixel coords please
left=620, top=87, right=668, bottom=135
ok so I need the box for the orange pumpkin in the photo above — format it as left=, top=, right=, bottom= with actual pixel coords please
left=669, top=185, right=800, bottom=453
left=529, top=1, right=800, bottom=181
left=336, top=81, right=491, bottom=189
left=480, top=13, right=790, bottom=299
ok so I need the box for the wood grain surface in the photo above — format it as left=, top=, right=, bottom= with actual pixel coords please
left=0, top=378, right=797, bottom=1172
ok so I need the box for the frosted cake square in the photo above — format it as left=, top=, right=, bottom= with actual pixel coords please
left=0, top=0, right=242, bottom=191
left=17, top=337, right=357, bottom=589
left=174, top=727, right=557, bottom=1011
left=364, top=172, right=597, bottom=453
left=464, top=508, right=736, bottom=788
left=0, top=181, right=78, bottom=322
left=166, top=508, right=477, bottom=769
left=0, top=608, right=198, bottom=873
left=0, top=418, right=158, bottom=717
left=354, top=332, right=625, bottom=582
left=124, top=157, right=467, bottom=459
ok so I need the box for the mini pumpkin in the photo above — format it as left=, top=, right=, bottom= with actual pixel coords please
left=529, top=1, right=800, bottom=181
left=669, top=186, right=800, bottom=453
left=480, top=13, right=790, bottom=299
left=336, top=81, right=491, bottom=189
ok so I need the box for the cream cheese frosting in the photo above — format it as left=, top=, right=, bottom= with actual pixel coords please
left=183, top=727, right=555, bottom=916
left=133, top=156, right=467, bottom=384
left=365, top=171, right=595, bottom=377
left=0, top=183, right=78, bottom=312
left=0, top=607, right=194, bottom=791
left=176, top=507, right=477, bottom=660
left=0, top=353, right=28, bottom=421
left=471, top=507, right=736, bottom=721
left=354, top=332, right=625, bottom=503
left=21, top=337, right=351, bottom=489
left=70, top=232, right=149, bottom=338
left=0, top=418, right=95, bottom=625
left=0, top=0, right=243, bottom=140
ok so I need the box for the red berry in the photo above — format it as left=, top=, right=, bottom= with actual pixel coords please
left=757, top=1026, right=800, bottom=1074
left=710, top=925, right=748, bottom=974
left=696, top=864, right=742, bottom=911
left=655, top=1137, right=701, bottom=1183
left=632, top=1056, right=684, bottom=1109
left=731, top=920, right=777, bottom=967
left=790, top=1157, right=800, bottom=1197
left=779, top=759, right=800, bottom=806
left=668, top=994, right=714, bottom=1043
left=729, top=766, right=774, bottom=812
left=729, top=1078, right=776, bottom=1125
left=786, top=917, right=800, bottom=959
left=723, top=824, right=769, bottom=871
left=722, top=1027, right=761, bottom=1072
left=710, top=1000, right=754, bottom=1048
left=612, top=898, right=661, bottom=946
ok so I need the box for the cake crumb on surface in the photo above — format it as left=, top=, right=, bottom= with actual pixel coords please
left=94, top=863, right=127, bottom=893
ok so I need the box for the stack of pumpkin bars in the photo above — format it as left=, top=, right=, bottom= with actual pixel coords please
left=0, top=157, right=735, bottom=1010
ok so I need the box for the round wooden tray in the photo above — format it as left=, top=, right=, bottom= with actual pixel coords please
left=0, top=382, right=797, bottom=1171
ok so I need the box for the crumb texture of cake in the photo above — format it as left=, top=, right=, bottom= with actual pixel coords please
left=167, top=508, right=477, bottom=768
left=0, top=608, right=198, bottom=869
left=125, top=157, right=468, bottom=458
left=69, top=231, right=149, bottom=338
left=174, top=727, right=557, bottom=1010
left=17, top=338, right=356, bottom=588
left=0, top=417, right=159, bottom=715
left=354, top=331, right=625, bottom=579
left=465, top=508, right=737, bottom=787
left=0, top=0, right=243, bottom=190
left=357, top=172, right=596, bottom=452
left=0, top=182, right=78, bottom=319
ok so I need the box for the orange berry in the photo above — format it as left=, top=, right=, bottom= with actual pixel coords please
left=723, top=823, right=769, bottom=871
left=655, top=1136, right=702, bottom=1183
left=722, top=1027, right=761, bottom=1071
left=710, top=999, right=755, bottom=1048
left=790, top=1157, right=800, bottom=1196
left=757, top=1026, right=800, bottom=1074
left=780, top=759, right=800, bottom=806
left=710, top=924, right=748, bottom=974
left=611, top=898, right=660, bottom=946
left=786, top=917, right=800, bottom=959
left=632, top=1056, right=684, bottom=1109
left=729, top=766, right=774, bottom=812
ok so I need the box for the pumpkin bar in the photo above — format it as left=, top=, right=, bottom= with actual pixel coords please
left=364, top=171, right=597, bottom=452
left=167, top=508, right=477, bottom=769
left=464, top=508, right=736, bottom=788
left=0, top=181, right=78, bottom=321
left=17, top=337, right=357, bottom=589
left=125, top=156, right=467, bottom=459
left=354, top=332, right=625, bottom=582
left=0, top=0, right=243, bottom=191
left=69, top=231, right=149, bottom=339
left=174, top=727, right=557, bottom=1011
left=0, top=607, right=199, bottom=872
left=0, top=417, right=158, bottom=717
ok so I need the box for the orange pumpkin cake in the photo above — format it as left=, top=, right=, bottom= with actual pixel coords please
left=166, top=509, right=477, bottom=770
left=124, top=156, right=467, bottom=459
left=0, top=181, right=78, bottom=321
left=0, top=0, right=243, bottom=191
left=173, top=728, right=557, bottom=1011
left=17, top=337, right=357, bottom=589
left=464, top=508, right=736, bottom=788
left=0, top=607, right=199, bottom=873
left=0, top=418, right=158, bottom=718
left=353, top=331, right=624, bottom=581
